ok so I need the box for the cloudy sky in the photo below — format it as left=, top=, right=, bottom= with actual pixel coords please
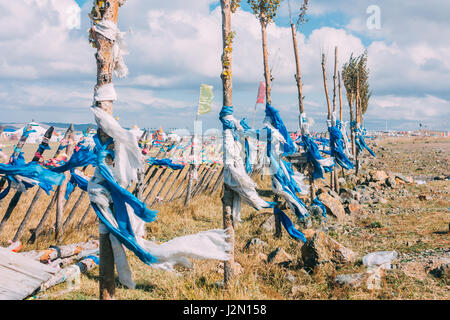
left=0, top=0, right=449, bottom=132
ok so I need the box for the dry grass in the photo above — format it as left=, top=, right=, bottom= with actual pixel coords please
left=1, top=137, right=449, bottom=300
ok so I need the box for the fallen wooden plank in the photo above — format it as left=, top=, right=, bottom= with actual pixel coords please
left=0, top=247, right=58, bottom=300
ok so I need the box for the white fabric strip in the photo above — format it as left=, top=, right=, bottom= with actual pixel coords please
left=89, top=109, right=231, bottom=288
left=93, top=19, right=129, bottom=78
left=92, top=107, right=143, bottom=186
left=94, top=83, right=117, bottom=103
left=222, top=114, right=273, bottom=219
left=264, top=117, right=310, bottom=218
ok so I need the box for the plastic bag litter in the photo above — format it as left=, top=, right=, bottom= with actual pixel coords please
left=362, top=251, right=398, bottom=269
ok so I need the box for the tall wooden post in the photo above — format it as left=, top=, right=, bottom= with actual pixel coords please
left=321, top=53, right=333, bottom=189
left=355, top=72, right=360, bottom=176
left=333, top=47, right=339, bottom=192
left=0, top=126, right=54, bottom=236
left=289, top=17, right=314, bottom=204
left=184, top=136, right=195, bottom=206
left=338, top=71, right=345, bottom=180
left=0, top=124, right=32, bottom=205
left=55, top=126, right=75, bottom=241
left=338, top=71, right=343, bottom=122
left=134, top=130, right=148, bottom=200
left=220, top=0, right=235, bottom=287
left=260, top=13, right=271, bottom=105
left=349, top=93, right=356, bottom=157
left=90, top=0, right=125, bottom=300
left=290, top=23, right=304, bottom=120
left=259, top=9, right=281, bottom=235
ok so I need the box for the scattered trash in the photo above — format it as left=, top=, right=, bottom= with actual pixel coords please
left=6, top=240, right=22, bottom=252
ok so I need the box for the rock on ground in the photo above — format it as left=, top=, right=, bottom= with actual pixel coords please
left=301, top=231, right=357, bottom=270
left=243, top=238, right=268, bottom=251
left=259, top=215, right=275, bottom=233
left=318, top=192, right=346, bottom=221
left=268, top=247, right=293, bottom=266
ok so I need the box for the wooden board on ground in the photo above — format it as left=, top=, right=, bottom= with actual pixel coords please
left=0, top=248, right=58, bottom=300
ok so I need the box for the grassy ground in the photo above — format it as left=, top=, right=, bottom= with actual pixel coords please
left=1, top=136, right=449, bottom=300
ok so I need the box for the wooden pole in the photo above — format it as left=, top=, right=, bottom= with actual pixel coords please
left=355, top=72, right=360, bottom=176
left=55, top=126, right=75, bottom=241
left=333, top=47, right=339, bottom=192
left=160, top=168, right=184, bottom=203
left=210, top=167, right=224, bottom=195
left=220, top=0, right=235, bottom=287
left=260, top=13, right=271, bottom=105
left=76, top=204, right=93, bottom=231
left=168, top=168, right=190, bottom=202
left=322, top=54, right=332, bottom=120
left=191, top=164, right=214, bottom=198
left=349, top=92, right=356, bottom=157
left=338, top=71, right=343, bottom=122
left=62, top=191, right=88, bottom=229
left=321, top=53, right=333, bottom=189
left=134, top=130, right=149, bottom=200
left=288, top=12, right=316, bottom=204
left=25, top=124, right=75, bottom=244
left=338, top=71, right=346, bottom=181
left=184, top=136, right=196, bottom=206
left=12, top=126, right=56, bottom=242
left=89, top=0, right=124, bottom=300
left=290, top=22, right=304, bottom=118
left=0, top=126, right=54, bottom=236
left=0, top=124, right=32, bottom=210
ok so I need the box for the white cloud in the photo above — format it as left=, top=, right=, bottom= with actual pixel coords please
left=0, top=0, right=448, bottom=131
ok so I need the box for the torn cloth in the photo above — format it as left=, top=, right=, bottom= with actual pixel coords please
left=264, top=103, right=309, bottom=221
left=88, top=108, right=231, bottom=289
left=220, top=106, right=274, bottom=223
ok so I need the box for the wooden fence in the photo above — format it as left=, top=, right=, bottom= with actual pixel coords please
left=0, top=160, right=224, bottom=246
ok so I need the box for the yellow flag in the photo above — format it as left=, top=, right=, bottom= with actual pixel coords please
left=197, top=84, right=214, bottom=115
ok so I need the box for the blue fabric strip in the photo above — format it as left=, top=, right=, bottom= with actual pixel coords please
left=275, top=207, right=307, bottom=242
left=147, top=158, right=184, bottom=170
left=0, top=154, right=65, bottom=195
left=312, top=197, right=327, bottom=218
left=265, top=104, right=296, bottom=155
left=328, top=123, right=354, bottom=170
left=302, top=134, right=334, bottom=180
left=90, top=134, right=159, bottom=266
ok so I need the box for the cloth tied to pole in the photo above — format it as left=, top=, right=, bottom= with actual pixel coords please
left=88, top=107, right=231, bottom=289
left=220, top=106, right=274, bottom=224
left=264, top=103, right=309, bottom=222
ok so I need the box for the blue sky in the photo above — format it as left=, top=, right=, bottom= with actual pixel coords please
left=0, top=0, right=448, bottom=133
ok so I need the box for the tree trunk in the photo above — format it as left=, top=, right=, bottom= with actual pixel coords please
left=90, top=0, right=124, bottom=300
left=260, top=14, right=271, bottom=105
left=220, top=0, right=235, bottom=287
left=321, top=54, right=332, bottom=121
left=349, top=93, right=356, bottom=157
left=355, top=73, right=360, bottom=176
left=338, top=71, right=343, bottom=122
left=290, top=23, right=304, bottom=118
left=321, top=53, right=333, bottom=189
left=333, top=47, right=339, bottom=192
